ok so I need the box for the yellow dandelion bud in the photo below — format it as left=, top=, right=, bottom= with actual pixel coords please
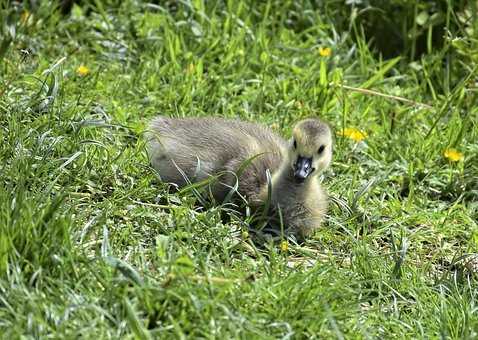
left=280, top=240, right=289, bottom=252
left=76, top=65, right=90, bottom=76
left=444, top=148, right=464, bottom=162
left=338, top=127, right=367, bottom=142
left=318, top=47, right=332, bottom=57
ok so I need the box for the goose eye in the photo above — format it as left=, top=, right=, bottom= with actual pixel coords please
left=318, top=145, right=325, bottom=154
left=293, top=140, right=297, bottom=149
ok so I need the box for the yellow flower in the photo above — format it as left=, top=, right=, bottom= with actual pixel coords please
left=76, top=65, right=90, bottom=76
left=280, top=240, right=289, bottom=252
left=444, top=148, right=464, bottom=162
left=318, top=47, right=332, bottom=57
left=338, top=127, right=367, bottom=142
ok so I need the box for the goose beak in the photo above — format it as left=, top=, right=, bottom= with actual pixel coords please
left=294, top=156, right=314, bottom=182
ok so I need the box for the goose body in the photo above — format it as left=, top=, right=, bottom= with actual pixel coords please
left=145, top=116, right=332, bottom=237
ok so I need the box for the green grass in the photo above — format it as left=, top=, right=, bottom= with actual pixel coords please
left=1, top=1, right=477, bottom=338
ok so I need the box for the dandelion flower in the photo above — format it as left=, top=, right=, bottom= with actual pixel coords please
left=338, top=127, right=367, bottom=142
left=280, top=240, right=289, bottom=252
left=318, top=47, right=332, bottom=57
left=76, top=65, right=90, bottom=76
left=444, top=148, right=464, bottom=162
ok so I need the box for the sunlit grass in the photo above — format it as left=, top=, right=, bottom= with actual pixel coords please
left=0, top=1, right=477, bottom=338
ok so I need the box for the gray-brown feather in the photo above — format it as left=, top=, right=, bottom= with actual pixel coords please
left=145, top=116, right=285, bottom=201
left=267, top=167, right=328, bottom=237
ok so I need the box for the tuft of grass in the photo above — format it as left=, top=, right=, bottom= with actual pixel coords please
left=0, top=1, right=477, bottom=338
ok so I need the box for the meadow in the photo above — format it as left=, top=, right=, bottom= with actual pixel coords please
left=1, top=1, right=477, bottom=338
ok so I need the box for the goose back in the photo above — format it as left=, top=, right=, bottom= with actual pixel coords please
left=146, top=116, right=287, bottom=202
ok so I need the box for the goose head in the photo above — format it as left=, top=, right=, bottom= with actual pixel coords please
left=288, top=118, right=332, bottom=183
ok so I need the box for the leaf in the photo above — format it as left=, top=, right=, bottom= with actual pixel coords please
left=360, top=56, right=400, bottom=89
left=191, top=21, right=203, bottom=37
left=156, top=234, right=170, bottom=259
left=71, top=4, right=84, bottom=19
left=101, top=226, right=110, bottom=258
left=175, top=255, right=193, bottom=267
left=260, top=169, right=272, bottom=224
left=351, top=178, right=377, bottom=211
left=59, top=151, right=83, bottom=171
left=123, top=298, right=152, bottom=340
left=174, top=255, right=194, bottom=274
left=105, top=256, right=144, bottom=286
left=33, top=194, right=65, bottom=230
left=319, top=59, right=327, bottom=87
left=416, top=11, right=429, bottom=26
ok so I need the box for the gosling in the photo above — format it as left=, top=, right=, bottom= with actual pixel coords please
left=145, top=116, right=333, bottom=238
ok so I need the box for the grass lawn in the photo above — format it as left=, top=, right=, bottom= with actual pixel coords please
left=1, top=1, right=477, bottom=338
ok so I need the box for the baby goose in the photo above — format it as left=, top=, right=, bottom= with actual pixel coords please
left=145, top=116, right=332, bottom=238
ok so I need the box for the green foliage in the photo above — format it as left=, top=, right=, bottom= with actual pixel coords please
left=0, top=0, right=477, bottom=338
